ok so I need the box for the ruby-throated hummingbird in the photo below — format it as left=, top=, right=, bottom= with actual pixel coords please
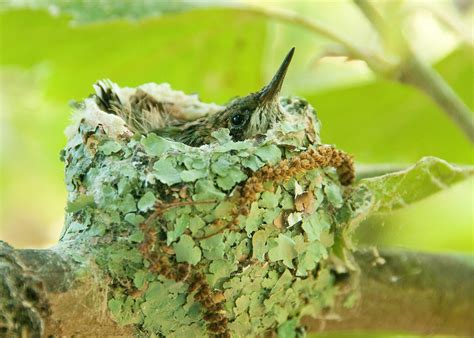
left=95, top=48, right=295, bottom=147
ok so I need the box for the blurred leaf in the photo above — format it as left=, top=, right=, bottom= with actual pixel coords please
left=1, top=0, right=220, bottom=23
left=304, top=47, right=473, bottom=164
left=356, top=177, right=474, bottom=253
left=0, top=9, right=266, bottom=103
left=359, top=157, right=473, bottom=212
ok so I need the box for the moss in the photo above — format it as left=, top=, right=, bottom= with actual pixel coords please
left=59, top=84, right=372, bottom=337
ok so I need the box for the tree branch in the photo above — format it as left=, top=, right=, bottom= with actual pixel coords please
left=304, top=250, right=474, bottom=335
left=0, top=241, right=133, bottom=336
left=398, top=55, right=474, bottom=142
left=1, top=240, right=472, bottom=336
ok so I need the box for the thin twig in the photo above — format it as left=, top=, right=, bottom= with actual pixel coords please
left=356, top=163, right=409, bottom=179
left=353, top=0, right=388, bottom=37
left=236, top=4, right=393, bottom=74
left=414, top=4, right=474, bottom=49
left=356, top=162, right=474, bottom=179
left=353, top=0, right=407, bottom=56
left=353, top=0, right=474, bottom=142
left=398, top=55, right=474, bottom=142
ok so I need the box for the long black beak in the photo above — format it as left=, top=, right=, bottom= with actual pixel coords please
left=259, top=47, right=295, bottom=103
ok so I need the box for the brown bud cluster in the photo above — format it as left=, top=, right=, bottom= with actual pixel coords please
left=238, top=145, right=355, bottom=211
left=189, top=272, right=230, bottom=337
left=196, top=145, right=355, bottom=241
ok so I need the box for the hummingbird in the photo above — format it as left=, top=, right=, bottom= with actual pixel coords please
left=94, top=48, right=296, bottom=147
left=161, top=47, right=295, bottom=146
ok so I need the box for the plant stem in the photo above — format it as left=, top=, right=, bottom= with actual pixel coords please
left=399, top=55, right=474, bottom=142
left=237, top=4, right=392, bottom=73
left=356, top=163, right=408, bottom=179
left=353, top=0, right=387, bottom=37
left=415, top=5, right=474, bottom=49
left=356, top=162, right=474, bottom=179
left=353, top=0, right=474, bottom=142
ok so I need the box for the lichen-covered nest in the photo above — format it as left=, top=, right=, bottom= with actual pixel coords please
left=61, top=82, right=372, bottom=337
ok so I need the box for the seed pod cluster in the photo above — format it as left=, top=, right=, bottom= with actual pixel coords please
left=189, top=272, right=230, bottom=337
left=238, top=144, right=355, bottom=213
left=196, top=145, right=355, bottom=240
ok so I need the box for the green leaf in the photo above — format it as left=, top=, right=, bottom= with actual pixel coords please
left=252, top=229, right=270, bottom=262
left=173, top=234, right=202, bottom=265
left=108, top=298, right=123, bottom=318
left=268, top=234, right=297, bottom=269
left=211, top=154, right=247, bottom=189
left=301, top=211, right=330, bottom=242
left=67, top=195, right=95, bottom=212
left=141, top=133, right=170, bottom=157
left=216, top=167, right=247, bottom=190
left=153, top=158, right=182, bottom=185
left=324, top=182, right=343, bottom=208
left=133, top=270, right=148, bottom=289
left=188, top=215, right=206, bottom=235
left=193, top=179, right=225, bottom=202
left=2, top=0, right=208, bottom=23
left=208, top=259, right=236, bottom=288
left=245, top=202, right=264, bottom=236
left=360, top=157, right=473, bottom=212
left=277, top=318, right=297, bottom=338
left=128, top=230, right=144, bottom=243
left=167, top=214, right=190, bottom=245
left=99, top=140, right=122, bottom=155
left=255, top=144, right=282, bottom=165
left=295, top=235, right=327, bottom=276
left=200, top=234, right=225, bottom=260
left=242, top=155, right=265, bottom=171
left=180, top=169, right=207, bottom=182
left=118, top=193, right=137, bottom=213
left=258, top=189, right=281, bottom=209
left=124, top=213, right=145, bottom=226
left=211, top=128, right=233, bottom=144
left=137, top=191, right=156, bottom=212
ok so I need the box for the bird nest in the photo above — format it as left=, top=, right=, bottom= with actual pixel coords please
left=61, top=82, right=372, bottom=337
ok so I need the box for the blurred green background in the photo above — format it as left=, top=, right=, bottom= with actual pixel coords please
left=0, top=0, right=472, bottom=260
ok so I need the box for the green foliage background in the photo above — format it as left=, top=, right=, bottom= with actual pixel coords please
left=0, top=0, right=472, bottom=275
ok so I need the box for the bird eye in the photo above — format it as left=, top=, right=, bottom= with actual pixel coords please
left=231, top=113, right=246, bottom=126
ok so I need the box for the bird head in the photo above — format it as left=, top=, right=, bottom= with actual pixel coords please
left=210, top=47, right=295, bottom=142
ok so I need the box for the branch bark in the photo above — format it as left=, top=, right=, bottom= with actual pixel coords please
left=1, top=240, right=472, bottom=336
left=398, top=55, right=474, bottom=142
left=304, top=250, right=474, bottom=335
left=0, top=242, right=133, bottom=336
